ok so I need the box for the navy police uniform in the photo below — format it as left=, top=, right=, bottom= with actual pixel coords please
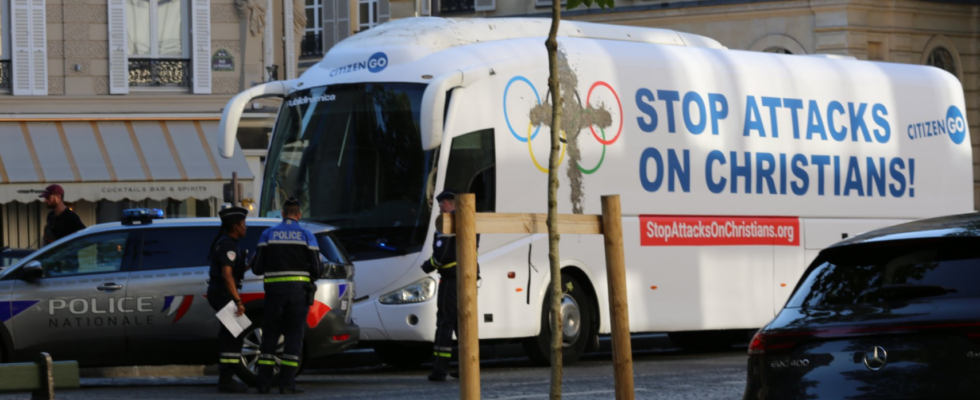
left=252, top=198, right=322, bottom=394
left=207, top=206, right=249, bottom=393
left=421, top=190, right=479, bottom=381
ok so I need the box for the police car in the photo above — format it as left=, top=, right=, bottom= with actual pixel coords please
left=0, top=209, right=358, bottom=385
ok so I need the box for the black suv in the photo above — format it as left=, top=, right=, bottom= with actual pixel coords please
left=745, top=213, right=980, bottom=400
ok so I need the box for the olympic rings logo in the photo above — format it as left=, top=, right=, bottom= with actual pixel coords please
left=503, top=76, right=623, bottom=174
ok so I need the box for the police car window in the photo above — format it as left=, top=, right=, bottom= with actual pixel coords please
left=138, top=228, right=216, bottom=270
left=34, top=232, right=129, bottom=278
left=316, top=233, right=347, bottom=265
left=237, top=226, right=268, bottom=257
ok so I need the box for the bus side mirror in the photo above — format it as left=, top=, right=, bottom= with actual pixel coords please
left=20, top=261, right=43, bottom=281
left=420, top=71, right=464, bottom=151
left=219, top=80, right=296, bottom=158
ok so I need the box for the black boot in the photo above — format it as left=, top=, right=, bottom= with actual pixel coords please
left=428, top=356, right=449, bottom=381
left=217, top=371, right=248, bottom=393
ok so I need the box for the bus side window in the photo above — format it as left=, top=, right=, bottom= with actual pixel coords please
left=445, top=129, right=496, bottom=212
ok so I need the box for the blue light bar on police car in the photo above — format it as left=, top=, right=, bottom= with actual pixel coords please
left=121, top=208, right=165, bottom=225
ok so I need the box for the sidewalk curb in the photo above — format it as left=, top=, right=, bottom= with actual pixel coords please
left=80, top=365, right=218, bottom=378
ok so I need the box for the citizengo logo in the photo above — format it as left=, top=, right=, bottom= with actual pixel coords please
left=503, top=75, right=622, bottom=174
left=907, top=105, right=967, bottom=145
left=947, top=106, right=967, bottom=145
left=329, top=52, right=389, bottom=77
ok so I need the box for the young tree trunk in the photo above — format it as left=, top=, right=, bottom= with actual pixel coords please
left=545, top=3, right=563, bottom=399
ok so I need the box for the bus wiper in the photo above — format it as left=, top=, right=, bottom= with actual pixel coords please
left=881, top=284, right=957, bottom=300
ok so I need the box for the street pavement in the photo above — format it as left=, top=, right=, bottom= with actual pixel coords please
left=0, top=335, right=748, bottom=399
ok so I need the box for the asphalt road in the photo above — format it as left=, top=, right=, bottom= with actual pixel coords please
left=0, top=336, right=748, bottom=399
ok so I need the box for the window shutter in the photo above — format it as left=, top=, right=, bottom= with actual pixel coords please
left=336, top=0, right=349, bottom=43
left=191, top=0, right=211, bottom=94
left=322, top=0, right=336, bottom=53
left=107, top=0, right=128, bottom=95
left=474, top=0, right=494, bottom=12
left=28, top=0, right=45, bottom=95
left=10, top=0, right=30, bottom=95
left=378, top=0, right=390, bottom=24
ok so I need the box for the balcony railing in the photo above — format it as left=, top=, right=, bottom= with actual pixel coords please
left=441, top=0, right=474, bottom=13
left=0, top=60, right=9, bottom=91
left=301, top=32, right=324, bottom=57
left=128, top=59, right=191, bottom=87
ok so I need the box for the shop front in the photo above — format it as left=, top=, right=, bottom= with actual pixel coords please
left=0, top=117, right=255, bottom=249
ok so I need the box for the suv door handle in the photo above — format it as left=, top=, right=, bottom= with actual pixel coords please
left=97, top=283, right=123, bottom=291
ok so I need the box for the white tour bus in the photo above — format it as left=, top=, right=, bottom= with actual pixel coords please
left=219, top=18, right=973, bottom=365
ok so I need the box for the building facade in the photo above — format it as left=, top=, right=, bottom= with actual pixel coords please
left=0, top=0, right=308, bottom=249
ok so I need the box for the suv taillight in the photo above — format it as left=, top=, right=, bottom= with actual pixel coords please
left=747, top=330, right=803, bottom=356
left=748, top=331, right=765, bottom=356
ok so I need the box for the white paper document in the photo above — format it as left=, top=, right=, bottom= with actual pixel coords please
left=216, top=301, right=252, bottom=337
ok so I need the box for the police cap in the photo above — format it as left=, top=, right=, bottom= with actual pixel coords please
left=219, top=206, right=248, bottom=224
left=436, top=190, right=457, bottom=202
left=283, top=197, right=301, bottom=208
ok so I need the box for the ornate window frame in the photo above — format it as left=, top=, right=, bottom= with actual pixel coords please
left=749, top=34, right=808, bottom=55
left=921, top=35, right=963, bottom=81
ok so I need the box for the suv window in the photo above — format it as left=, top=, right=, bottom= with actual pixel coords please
left=786, top=238, right=980, bottom=308
left=35, top=232, right=130, bottom=278
left=138, top=228, right=217, bottom=270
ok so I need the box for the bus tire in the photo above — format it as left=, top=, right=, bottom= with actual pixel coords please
left=373, top=342, right=431, bottom=369
left=523, top=274, right=592, bottom=366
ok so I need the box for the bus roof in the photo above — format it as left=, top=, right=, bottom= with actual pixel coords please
left=322, top=17, right=725, bottom=63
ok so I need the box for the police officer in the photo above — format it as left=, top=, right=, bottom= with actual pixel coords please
left=252, top=197, right=322, bottom=395
left=207, top=206, right=250, bottom=393
left=421, top=190, right=478, bottom=382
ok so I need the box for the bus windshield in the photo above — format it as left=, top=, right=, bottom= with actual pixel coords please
left=261, top=83, right=438, bottom=260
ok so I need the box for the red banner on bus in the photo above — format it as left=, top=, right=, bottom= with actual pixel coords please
left=640, top=215, right=800, bottom=246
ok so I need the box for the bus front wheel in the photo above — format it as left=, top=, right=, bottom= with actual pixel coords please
left=523, top=274, right=592, bottom=366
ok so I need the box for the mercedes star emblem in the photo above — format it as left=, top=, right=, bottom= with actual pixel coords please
left=863, top=346, right=888, bottom=371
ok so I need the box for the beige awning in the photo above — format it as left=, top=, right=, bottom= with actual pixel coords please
left=0, top=118, right=254, bottom=203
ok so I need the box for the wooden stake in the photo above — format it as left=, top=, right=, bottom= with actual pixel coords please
left=601, top=195, right=634, bottom=400
left=456, top=193, right=481, bottom=400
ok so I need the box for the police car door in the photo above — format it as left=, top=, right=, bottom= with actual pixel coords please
left=124, top=227, right=218, bottom=365
left=9, top=231, right=135, bottom=365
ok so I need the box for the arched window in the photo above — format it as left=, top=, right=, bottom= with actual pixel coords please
left=926, top=47, right=957, bottom=77
left=762, top=46, right=792, bottom=55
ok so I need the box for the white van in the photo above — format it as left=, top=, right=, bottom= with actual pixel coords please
left=219, top=17, right=973, bottom=365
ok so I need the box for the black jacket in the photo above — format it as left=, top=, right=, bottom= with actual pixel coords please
left=209, top=235, right=247, bottom=292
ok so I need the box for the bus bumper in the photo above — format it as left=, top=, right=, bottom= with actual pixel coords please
left=352, top=298, right=437, bottom=342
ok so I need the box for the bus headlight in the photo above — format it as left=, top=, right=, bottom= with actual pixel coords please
left=379, top=277, right=436, bottom=305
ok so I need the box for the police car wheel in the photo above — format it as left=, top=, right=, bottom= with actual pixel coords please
left=522, top=274, right=592, bottom=366
left=235, top=324, right=292, bottom=387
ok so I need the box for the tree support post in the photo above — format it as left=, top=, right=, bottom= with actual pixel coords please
left=601, top=195, right=634, bottom=400
left=456, top=193, right=481, bottom=400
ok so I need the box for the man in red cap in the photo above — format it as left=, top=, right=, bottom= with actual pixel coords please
left=40, top=184, right=85, bottom=246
